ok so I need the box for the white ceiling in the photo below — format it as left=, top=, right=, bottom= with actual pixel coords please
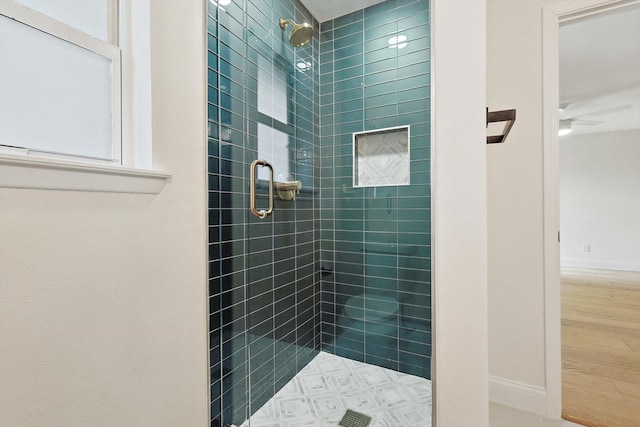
left=559, top=5, right=640, bottom=135
left=300, top=0, right=386, bottom=22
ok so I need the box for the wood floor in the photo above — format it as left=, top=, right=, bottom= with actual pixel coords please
left=562, top=268, right=640, bottom=427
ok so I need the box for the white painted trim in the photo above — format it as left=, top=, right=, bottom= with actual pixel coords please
left=542, top=4, right=563, bottom=418
left=542, top=0, right=640, bottom=421
left=0, top=153, right=170, bottom=193
left=0, top=1, right=120, bottom=59
left=561, top=266, right=640, bottom=280
left=550, top=0, right=636, bottom=21
left=561, top=259, right=640, bottom=272
left=107, top=0, right=118, bottom=45
left=119, top=0, right=152, bottom=169
left=489, top=375, right=548, bottom=416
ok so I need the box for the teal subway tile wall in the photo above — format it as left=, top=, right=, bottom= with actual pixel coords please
left=207, top=0, right=430, bottom=426
left=319, top=0, right=431, bottom=378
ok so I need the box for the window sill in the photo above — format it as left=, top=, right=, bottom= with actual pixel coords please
left=0, top=153, right=171, bottom=194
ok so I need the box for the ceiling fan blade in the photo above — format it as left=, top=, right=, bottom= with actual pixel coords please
left=572, top=119, right=603, bottom=125
left=559, top=102, right=571, bottom=111
left=569, top=104, right=633, bottom=120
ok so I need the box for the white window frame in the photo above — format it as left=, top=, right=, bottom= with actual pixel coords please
left=0, top=0, right=169, bottom=193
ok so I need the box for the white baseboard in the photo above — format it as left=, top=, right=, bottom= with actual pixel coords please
left=561, top=258, right=640, bottom=272
left=489, top=375, right=548, bottom=416
left=563, top=420, right=585, bottom=427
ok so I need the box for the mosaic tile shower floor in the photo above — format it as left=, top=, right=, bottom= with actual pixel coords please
left=239, top=351, right=432, bottom=427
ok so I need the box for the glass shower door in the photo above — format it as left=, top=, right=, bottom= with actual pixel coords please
left=246, top=46, right=301, bottom=422
left=210, top=0, right=319, bottom=424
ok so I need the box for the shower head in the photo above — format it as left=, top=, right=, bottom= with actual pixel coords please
left=279, top=18, right=314, bottom=47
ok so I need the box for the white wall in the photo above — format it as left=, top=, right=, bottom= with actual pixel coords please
left=432, top=0, right=489, bottom=425
left=0, top=2, right=209, bottom=426
left=560, top=129, right=640, bottom=271
left=486, top=0, right=563, bottom=417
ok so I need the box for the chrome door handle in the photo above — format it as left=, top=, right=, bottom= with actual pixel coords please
left=250, top=159, right=274, bottom=219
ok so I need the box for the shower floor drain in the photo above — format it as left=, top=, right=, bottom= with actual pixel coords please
left=338, top=409, right=372, bottom=427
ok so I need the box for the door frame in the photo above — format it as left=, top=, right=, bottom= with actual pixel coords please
left=541, top=0, right=640, bottom=418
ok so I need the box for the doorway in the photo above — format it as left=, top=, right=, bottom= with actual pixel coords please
left=543, top=1, right=640, bottom=426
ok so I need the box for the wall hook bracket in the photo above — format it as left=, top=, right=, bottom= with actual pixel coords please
left=486, top=107, right=516, bottom=144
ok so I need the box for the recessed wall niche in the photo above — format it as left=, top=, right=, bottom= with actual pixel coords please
left=353, top=125, right=411, bottom=187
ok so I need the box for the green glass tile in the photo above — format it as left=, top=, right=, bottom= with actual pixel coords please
left=398, top=61, right=429, bottom=80
left=363, top=80, right=397, bottom=97
left=208, top=86, right=219, bottom=107
left=397, top=0, right=428, bottom=19
left=365, top=341, right=398, bottom=361
left=398, top=11, right=429, bottom=30
left=410, top=122, right=430, bottom=137
left=320, top=19, right=334, bottom=32
left=398, top=99, right=428, bottom=115
left=335, top=99, right=363, bottom=114
left=366, top=255, right=397, bottom=269
left=365, top=21, right=397, bottom=40
left=334, top=8, right=363, bottom=29
left=206, top=0, right=218, bottom=19
left=334, top=87, right=363, bottom=104
left=364, top=92, right=397, bottom=109
left=398, top=111, right=428, bottom=126
left=248, top=0, right=270, bottom=21
left=320, top=63, right=333, bottom=76
left=320, top=82, right=334, bottom=96
left=207, top=33, right=218, bottom=55
left=219, top=32, right=244, bottom=56
left=365, top=354, right=398, bottom=371
left=401, top=35, right=430, bottom=55
left=335, top=110, right=363, bottom=125
left=334, top=65, right=363, bottom=83
left=398, top=48, right=430, bottom=67
left=219, top=59, right=242, bottom=84
left=364, top=35, right=395, bottom=53
left=219, top=0, right=243, bottom=21
left=334, top=43, right=362, bottom=61
left=207, top=53, right=218, bottom=75
left=364, top=57, right=398, bottom=76
left=397, top=0, right=428, bottom=7
left=365, top=116, right=398, bottom=130
left=334, top=29, right=363, bottom=47
left=364, top=8, right=397, bottom=31
left=365, top=104, right=398, bottom=120
left=334, top=53, right=363, bottom=71
left=397, top=86, right=429, bottom=104
left=396, top=74, right=428, bottom=92
left=320, top=105, right=333, bottom=117
left=335, top=122, right=363, bottom=135
left=319, top=31, right=333, bottom=45
left=366, top=278, right=398, bottom=292
left=398, top=185, right=429, bottom=200
left=397, top=23, right=429, bottom=41
left=411, top=157, right=430, bottom=172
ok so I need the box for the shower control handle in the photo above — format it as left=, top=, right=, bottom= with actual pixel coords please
left=250, top=160, right=274, bottom=219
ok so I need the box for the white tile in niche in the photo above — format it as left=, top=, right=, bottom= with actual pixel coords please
left=354, top=126, right=410, bottom=187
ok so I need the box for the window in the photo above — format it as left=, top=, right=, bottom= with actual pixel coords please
left=256, top=54, right=293, bottom=183
left=0, top=0, right=167, bottom=193
left=0, top=0, right=121, bottom=163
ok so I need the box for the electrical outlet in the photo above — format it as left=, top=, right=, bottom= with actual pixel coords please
left=581, top=244, right=591, bottom=253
